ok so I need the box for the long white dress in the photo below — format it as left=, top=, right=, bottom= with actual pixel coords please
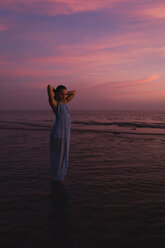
left=49, top=102, right=71, bottom=181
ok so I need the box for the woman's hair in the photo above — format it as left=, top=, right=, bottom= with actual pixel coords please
left=54, top=85, right=67, bottom=93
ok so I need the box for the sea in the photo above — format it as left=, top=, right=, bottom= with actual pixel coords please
left=0, top=109, right=165, bottom=248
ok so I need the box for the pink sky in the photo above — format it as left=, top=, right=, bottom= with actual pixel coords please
left=0, top=0, right=165, bottom=110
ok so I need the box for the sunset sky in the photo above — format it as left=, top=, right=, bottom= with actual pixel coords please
left=0, top=0, right=165, bottom=110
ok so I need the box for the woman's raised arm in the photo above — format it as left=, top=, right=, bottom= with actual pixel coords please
left=47, top=84, right=58, bottom=112
left=65, top=90, right=76, bottom=103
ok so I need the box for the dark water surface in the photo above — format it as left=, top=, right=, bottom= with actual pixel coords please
left=0, top=110, right=165, bottom=247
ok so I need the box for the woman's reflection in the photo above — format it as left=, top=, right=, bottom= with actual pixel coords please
left=50, top=181, right=75, bottom=247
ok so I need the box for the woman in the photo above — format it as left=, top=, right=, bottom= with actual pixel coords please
left=47, top=84, right=76, bottom=182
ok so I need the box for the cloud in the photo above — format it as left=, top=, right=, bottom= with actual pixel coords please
left=0, top=23, right=13, bottom=31
left=0, top=24, right=9, bottom=31
left=0, top=56, right=8, bottom=65
left=1, top=28, right=163, bottom=87
left=80, top=74, right=163, bottom=103
left=113, top=89, right=165, bottom=102
left=28, top=29, right=164, bottom=82
left=87, top=74, right=160, bottom=89
left=83, top=75, right=164, bottom=106
left=1, top=0, right=165, bottom=22
left=139, top=3, right=165, bottom=19
left=0, top=68, right=63, bottom=77
left=0, top=0, right=125, bottom=16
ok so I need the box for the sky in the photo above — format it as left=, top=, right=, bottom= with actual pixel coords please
left=0, top=0, right=165, bottom=110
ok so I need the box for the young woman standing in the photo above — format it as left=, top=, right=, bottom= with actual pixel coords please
left=47, top=84, right=76, bottom=182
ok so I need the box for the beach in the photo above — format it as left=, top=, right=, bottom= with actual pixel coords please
left=0, top=109, right=165, bottom=248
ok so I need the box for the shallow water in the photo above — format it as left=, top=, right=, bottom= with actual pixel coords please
left=0, top=110, right=165, bottom=247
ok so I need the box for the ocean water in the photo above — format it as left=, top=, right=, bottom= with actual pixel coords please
left=0, top=109, right=165, bottom=248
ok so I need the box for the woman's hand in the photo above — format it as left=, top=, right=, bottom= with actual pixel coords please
left=65, top=90, right=76, bottom=103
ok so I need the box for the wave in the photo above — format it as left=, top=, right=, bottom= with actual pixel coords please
left=1, top=120, right=165, bottom=129
left=0, top=126, right=48, bottom=131
left=72, top=121, right=165, bottom=129
left=0, top=120, right=165, bottom=136
left=72, top=129, right=165, bottom=136
left=0, top=120, right=50, bottom=128
left=0, top=126, right=164, bottom=136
